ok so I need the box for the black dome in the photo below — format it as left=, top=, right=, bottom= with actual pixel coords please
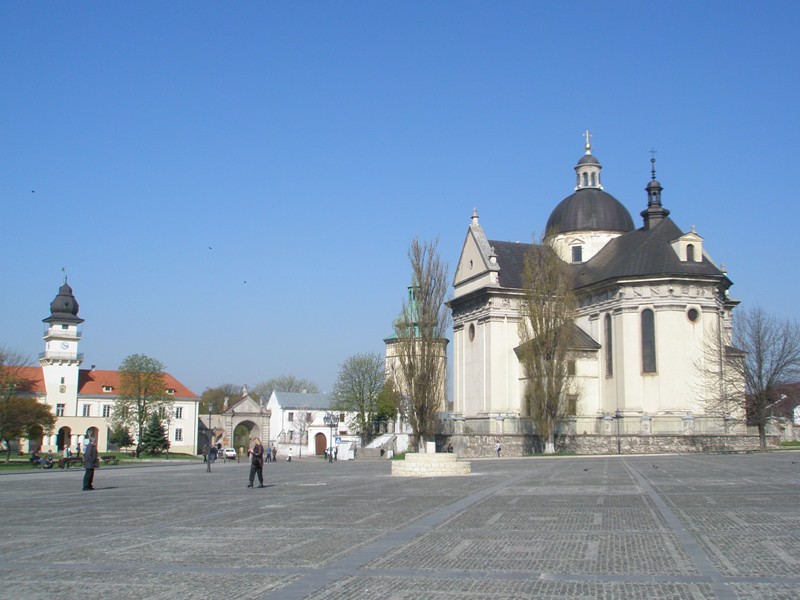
left=546, top=188, right=635, bottom=234
left=577, top=154, right=600, bottom=166
left=43, top=282, right=84, bottom=324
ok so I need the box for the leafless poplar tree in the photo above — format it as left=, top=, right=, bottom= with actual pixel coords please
left=517, top=241, right=577, bottom=454
left=394, top=237, right=449, bottom=452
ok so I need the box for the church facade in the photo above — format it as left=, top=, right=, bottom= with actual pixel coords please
left=12, top=281, right=200, bottom=455
left=449, top=137, right=745, bottom=447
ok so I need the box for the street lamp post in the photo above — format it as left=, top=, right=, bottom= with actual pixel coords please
left=206, top=407, right=212, bottom=473
left=615, top=410, right=622, bottom=455
left=324, top=412, right=338, bottom=463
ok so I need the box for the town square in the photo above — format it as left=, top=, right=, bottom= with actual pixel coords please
left=1, top=452, right=799, bottom=599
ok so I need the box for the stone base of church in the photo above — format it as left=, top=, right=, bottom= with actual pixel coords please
left=391, top=452, right=472, bottom=477
left=445, top=433, right=779, bottom=457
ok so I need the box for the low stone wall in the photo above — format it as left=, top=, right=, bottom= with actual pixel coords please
left=447, top=433, right=780, bottom=457
left=391, top=452, right=471, bottom=477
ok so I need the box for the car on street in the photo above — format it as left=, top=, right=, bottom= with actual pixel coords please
left=221, top=448, right=237, bottom=460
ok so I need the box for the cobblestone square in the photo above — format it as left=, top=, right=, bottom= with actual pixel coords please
left=1, top=452, right=798, bottom=599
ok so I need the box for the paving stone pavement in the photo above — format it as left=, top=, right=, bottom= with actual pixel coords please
left=1, top=452, right=799, bottom=599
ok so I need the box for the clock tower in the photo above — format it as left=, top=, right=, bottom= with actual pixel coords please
left=40, top=279, right=84, bottom=416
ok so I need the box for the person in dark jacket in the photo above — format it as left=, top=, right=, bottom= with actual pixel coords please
left=82, top=437, right=99, bottom=490
left=247, top=438, right=264, bottom=488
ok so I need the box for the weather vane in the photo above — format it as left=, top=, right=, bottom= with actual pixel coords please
left=649, top=148, right=658, bottom=180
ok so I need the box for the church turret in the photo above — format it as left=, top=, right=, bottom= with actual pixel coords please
left=574, top=130, right=603, bottom=190
left=640, top=153, right=670, bottom=230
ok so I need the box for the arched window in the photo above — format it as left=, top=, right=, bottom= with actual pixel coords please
left=582, top=172, right=588, bottom=187
left=604, top=314, right=613, bottom=376
left=641, top=309, right=656, bottom=373
left=590, top=172, right=596, bottom=186
left=686, top=244, right=695, bottom=262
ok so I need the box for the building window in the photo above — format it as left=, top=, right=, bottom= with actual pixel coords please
left=686, top=244, right=695, bottom=262
left=166, top=388, right=175, bottom=395
left=605, top=313, right=613, bottom=376
left=102, top=405, right=111, bottom=418
left=82, top=404, right=90, bottom=417
left=567, top=360, right=576, bottom=376
left=339, top=413, right=345, bottom=424
left=687, top=308, right=700, bottom=323
left=567, top=394, right=578, bottom=415
left=288, top=412, right=294, bottom=422
left=60, top=377, right=65, bottom=384
left=571, top=245, right=583, bottom=263
left=174, top=428, right=183, bottom=442
left=102, top=385, right=113, bottom=392
left=56, top=404, right=65, bottom=417
left=641, top=309, right=657, bottom=373
left=175, top=407, right=183, bottom=419
left=468, top=323, right=475, bottom=342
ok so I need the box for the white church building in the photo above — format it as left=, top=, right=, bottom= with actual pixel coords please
left=449, top=136, right=747, bottom=452
left=12, top=281, right=200, bottom=455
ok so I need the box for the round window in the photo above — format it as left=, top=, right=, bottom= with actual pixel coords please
left=687, top=308, right=700, bottom=323
left=468, top=323, right=475, bottom=341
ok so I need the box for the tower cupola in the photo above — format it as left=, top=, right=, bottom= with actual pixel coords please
left=640, top=153, right=670, bottom=230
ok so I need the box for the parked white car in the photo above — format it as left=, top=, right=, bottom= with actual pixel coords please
left=221, top=448, right=237, bottom=460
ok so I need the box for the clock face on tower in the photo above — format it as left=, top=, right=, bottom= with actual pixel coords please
left=60, top=342, right=69, bottom=350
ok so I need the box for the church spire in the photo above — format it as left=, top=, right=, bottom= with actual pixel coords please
left=641, top=150, right=670, bottom=230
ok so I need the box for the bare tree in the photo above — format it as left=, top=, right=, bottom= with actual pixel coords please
left=331, top=352, right=386, bottom=444
left=199, top=384, right=241, bottom=414
left=724, top=307, right=800, bottom=449
left=393, top=237, right=449, bottom=452
left=252, top=375, right=319, bottom=403
left=517, top=241, right=577, bottom=454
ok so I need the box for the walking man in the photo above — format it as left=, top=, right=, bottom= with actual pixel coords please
left=82, top=437, right=99, bottom=490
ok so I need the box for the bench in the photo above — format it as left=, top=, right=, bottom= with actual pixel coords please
left=58, top=457, right=84, bottom=469
left=101, top=456, right=118, bottom=465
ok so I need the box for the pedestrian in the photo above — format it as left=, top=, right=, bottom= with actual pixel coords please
left=209, top=445, right=218, bottom=462
left=247, top=438, right=265, bottom=488
left=63, top=445, right=71, bottom=459
left=265, top=446, right=272, bottom=463
left=82, top=437, right=99, bottom=490
left=287, top=446, right=292, bottom=462
left=30, top=448, right=40, bottom=466
left=75, top=443, right=81, bottom=458
left=202, top=444, right=209, bottom=463
left=272, top=446, right=277, bottom=462
left=495, top=441, right=501, bottom=457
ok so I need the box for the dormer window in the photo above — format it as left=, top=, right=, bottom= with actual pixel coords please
left=166, top=388, right=175, bottom=395
left=102, top=385, right=113, bottom=393
left=571, top=245, right=583, bottom=263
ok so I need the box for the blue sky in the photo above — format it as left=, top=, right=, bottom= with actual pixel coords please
left=2, top=1, right=798, bottom=396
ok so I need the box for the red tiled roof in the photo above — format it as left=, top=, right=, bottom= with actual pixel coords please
left=9, top=366, right=46, bottom=394
left=78, top=369, right=197, bottom=398
left=9, top=366, right=197, bottom=399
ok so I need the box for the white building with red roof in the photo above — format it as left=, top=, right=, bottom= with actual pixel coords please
left=15, top=281, right=199, bottom=455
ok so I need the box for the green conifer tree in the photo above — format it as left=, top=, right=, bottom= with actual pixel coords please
left=140, top=412, right=168, bottom=455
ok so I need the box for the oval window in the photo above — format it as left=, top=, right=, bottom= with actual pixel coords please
left=468, top=323, right=475, bottom=341
left=687, top=308, right=700, bottom=323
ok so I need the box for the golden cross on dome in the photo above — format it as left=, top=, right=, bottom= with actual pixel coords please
left=583, top=130, right=592, bottom=154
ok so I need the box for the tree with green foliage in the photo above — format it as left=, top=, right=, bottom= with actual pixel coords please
left=332, top=352, right=386, bottom=444
left=140, top=412, right=169, bottom=455
left=0, top=346, right=54, bottom=462
left=517, top=238, right=578, bottom=455
left=108, top=423, right=135, bottom=449
left=111, top=354, right=173, bottom=446
left=199, top=384, right=240, bottom=414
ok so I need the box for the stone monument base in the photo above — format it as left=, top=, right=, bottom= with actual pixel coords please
left=391, top=452, right=471, bottom=477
